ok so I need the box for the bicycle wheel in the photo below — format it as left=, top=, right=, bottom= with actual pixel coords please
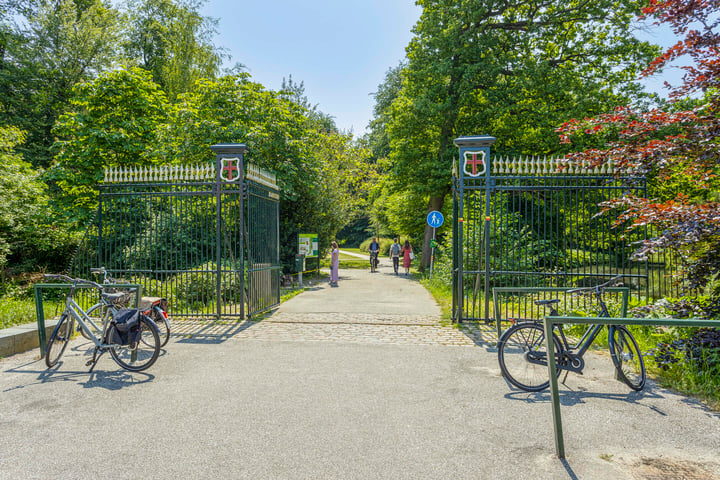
left=109, top=316, right=160, bottom=371
left=45, top=313, right=73, bottom=368
left=497, top=322, right=563, bottom=392
left=147, top=306, right=170, bottom=348
left=609, top=326, right=646, bottom=391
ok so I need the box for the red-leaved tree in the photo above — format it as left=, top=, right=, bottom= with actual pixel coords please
left=557, top=0, right=720, bottom=290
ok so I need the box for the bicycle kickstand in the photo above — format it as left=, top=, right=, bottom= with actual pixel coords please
left=86, top=347, right=106, bottom=372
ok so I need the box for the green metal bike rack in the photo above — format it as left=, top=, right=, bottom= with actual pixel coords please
left=544, top=315, right=718, bottom=459
left=34, top=283, right=142, bottom=358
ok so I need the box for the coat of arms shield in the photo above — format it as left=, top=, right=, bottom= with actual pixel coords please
left=463, top=151, right=486, bottom=177
left=220, top=157, right=242, bottom=182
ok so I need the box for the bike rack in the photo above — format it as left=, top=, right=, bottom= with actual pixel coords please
left=543, top=315, right=718, bottom=459
left=33, top=283, right=142, bottom=358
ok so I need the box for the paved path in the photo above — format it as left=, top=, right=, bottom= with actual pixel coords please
left=1, top=260, right=719, bottom=479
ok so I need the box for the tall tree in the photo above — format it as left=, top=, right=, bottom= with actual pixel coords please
left=123, top=0, right=225, bottom=99
left=382, top=0, right=659, bottom=269
left=0, top=0, right=122, bottom=167
left=50, top=67, right=169, bottom=223
left=557, top=0, right=720, bottom=289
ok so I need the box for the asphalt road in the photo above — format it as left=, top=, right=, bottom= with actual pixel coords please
left=1, top=259, right=719, bottom=479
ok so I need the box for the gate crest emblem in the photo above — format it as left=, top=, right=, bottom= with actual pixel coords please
left=463, top=151, right=486, bottom=177
left=220, top=157, right=242, bottom=182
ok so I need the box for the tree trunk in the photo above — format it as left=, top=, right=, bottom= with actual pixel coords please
left=420, top=196, right=445, bottom=271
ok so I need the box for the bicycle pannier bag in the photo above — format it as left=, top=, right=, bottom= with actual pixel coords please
left=109, top=309, right=142, bottom=346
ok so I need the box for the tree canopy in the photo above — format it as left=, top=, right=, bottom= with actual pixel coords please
left=557, top=0, right=720, bottom=289
left=368, top=0, right=660, bottom=268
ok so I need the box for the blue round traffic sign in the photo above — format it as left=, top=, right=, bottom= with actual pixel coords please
left=427, top=211, right=444, bottom=228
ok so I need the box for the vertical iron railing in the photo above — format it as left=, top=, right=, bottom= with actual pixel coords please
left=245, top=168, right=281, bottom=316
left=69, top=145, right=280, bottom=320
left=452, top=137, right=681, bottom=323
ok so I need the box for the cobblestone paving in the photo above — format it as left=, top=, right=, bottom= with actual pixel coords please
left=170, top=316, right=499, bottom=346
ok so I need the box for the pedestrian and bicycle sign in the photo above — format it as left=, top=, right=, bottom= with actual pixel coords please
left=427, top=211, right=444, bottom=228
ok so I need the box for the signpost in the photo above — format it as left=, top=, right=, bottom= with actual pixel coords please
left=427, top=211, right=444, bottom=277
left=298, top=234, right=318, bottom=287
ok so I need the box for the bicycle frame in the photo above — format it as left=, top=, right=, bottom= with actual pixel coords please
left=63, top=295, right=119, bottom=349
left=533, top=286, right=612, bottom=370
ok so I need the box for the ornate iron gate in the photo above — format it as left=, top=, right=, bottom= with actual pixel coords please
left=69, top=144, right=280, bottom=319
left=451, top=136, right=676, bottom=323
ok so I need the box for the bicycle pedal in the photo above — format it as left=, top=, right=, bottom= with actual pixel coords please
left=85, top=359, right=94, bottom=366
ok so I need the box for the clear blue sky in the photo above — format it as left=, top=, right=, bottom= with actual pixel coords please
left=201, top=1, right=422, bottom=136
left=201, top=1, right=686, bottom=137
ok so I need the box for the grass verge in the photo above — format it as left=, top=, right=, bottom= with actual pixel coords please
left=0, top=297, right=38, bottom=329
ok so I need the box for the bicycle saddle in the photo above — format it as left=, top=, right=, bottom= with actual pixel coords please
left=535, top=299, right=561, bottom=306
left=102, top=292, right=129, bottom=302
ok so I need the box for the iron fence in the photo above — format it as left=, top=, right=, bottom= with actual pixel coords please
left=452, top=136, right=681, bottom=323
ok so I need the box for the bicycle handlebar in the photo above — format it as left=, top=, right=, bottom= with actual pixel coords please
left=566, top=275, right=623, bottom=295
left=43, top=274, right=104, bottom=290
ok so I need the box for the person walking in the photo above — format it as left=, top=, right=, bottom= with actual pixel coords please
left=389, top=238, right=401, bottom=275
left=329, top=241, right=340, bottom=286
left=401, top=239, right=414, bottom=276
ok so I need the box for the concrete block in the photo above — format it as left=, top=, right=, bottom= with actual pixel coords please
left=0, top=319, right=59, bottom=358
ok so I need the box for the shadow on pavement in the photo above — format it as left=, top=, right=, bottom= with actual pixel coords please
left=2, top=355, right=155, bottom=392
left=174, top=319, right=259, bottom=344
left=502, top=381, right=665, bottom=409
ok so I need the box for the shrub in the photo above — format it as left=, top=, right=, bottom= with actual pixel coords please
left=169, top=261, right=244, bottom=309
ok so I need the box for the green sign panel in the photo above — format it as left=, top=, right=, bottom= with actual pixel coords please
left=299, top=233, right=319, bottom=257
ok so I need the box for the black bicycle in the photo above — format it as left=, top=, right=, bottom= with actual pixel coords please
left=497, top=277, right=646, bottom=392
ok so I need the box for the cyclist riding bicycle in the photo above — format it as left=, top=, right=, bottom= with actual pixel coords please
left=369, top=237, right=380, bottom=272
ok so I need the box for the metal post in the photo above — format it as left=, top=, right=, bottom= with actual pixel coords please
left=544, top=317, right=565, bottom=459
left=430, top=227, right=436, bottom=278
left=34, top=286, right=46, bottom=358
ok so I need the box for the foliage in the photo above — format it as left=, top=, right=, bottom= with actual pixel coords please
left=170, top=261, right=243, bottom=309
left=556, top=0, right=720, bottom=291
left=50, top=67, right=170, bottom=224
left=369, top=0, right=659, bottom=268
left=0, top=296, right=37, bottom=329
left=153, top=73, right=375, bottom=270
left=122, top=0, right=225, bottom=100
left=0, top=125, right=78, bottom=275
left=0, top=0, right=123, bottom=168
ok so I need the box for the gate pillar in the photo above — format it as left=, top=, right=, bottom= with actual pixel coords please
left=210, top=144, right=247, bottom=319
left=452, top=136, right=496, bottom=323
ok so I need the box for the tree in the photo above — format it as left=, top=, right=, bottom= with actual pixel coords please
left=123, top=0, right=225, bottom=100
left=50, top=67, right=169, bottom=223
left=379, top=0, right=659, bottom=269
left=557, top=0, right=720, bottom=290
left=0, top=124, right=76, bottom=276
left=0, top=0, right=123, bottom=167
left=155, top=73, right=373, bottom=266
left=280, top=74, right=337, bottom=133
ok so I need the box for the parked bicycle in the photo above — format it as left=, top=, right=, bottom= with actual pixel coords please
left=81, top=267, right=171, bottom=348
left=43, top=274, right=161, bottom=372
left=497, top=276, right=646, bottom=392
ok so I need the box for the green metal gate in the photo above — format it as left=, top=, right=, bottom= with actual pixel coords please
left=451, top=136, right=678, bottom=323
left=69, top=144, right=280, bottom=319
